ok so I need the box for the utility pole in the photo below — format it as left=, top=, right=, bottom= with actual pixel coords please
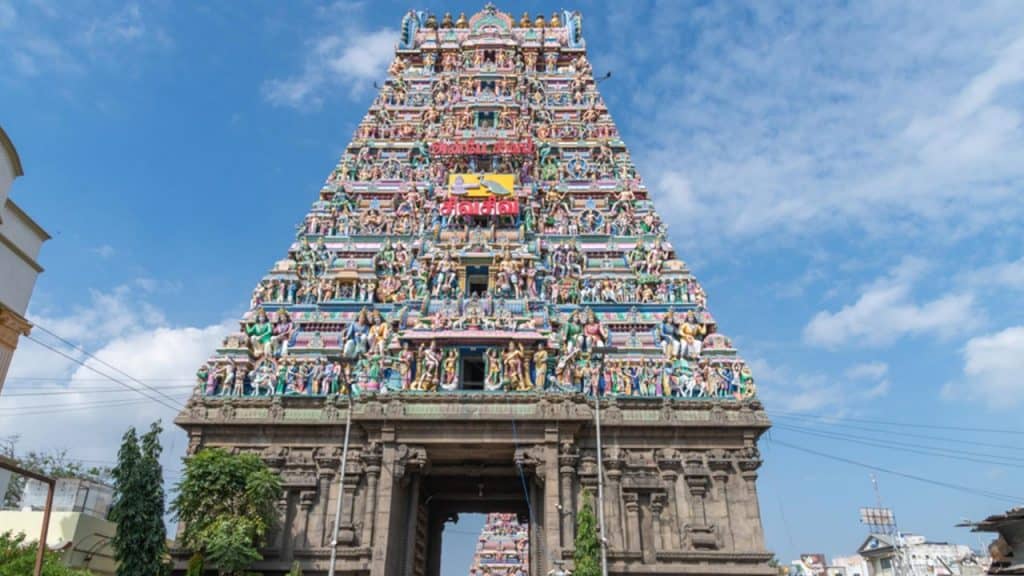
left=592, top=348, right=612, bottom=576
left=327, top=387, right=355, bottom=576
left=0, top=456, right=55, bottom=576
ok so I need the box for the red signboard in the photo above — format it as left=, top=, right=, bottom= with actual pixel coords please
left=440, top=198, right=520, bottom=216
left=430, top=140, right=535, bottom=156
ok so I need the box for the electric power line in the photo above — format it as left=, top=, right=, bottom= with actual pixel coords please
left=767, top=437, right=1023, bottom=504
left=30, top=322, right=187, bottom=410
left=22, top=333, right=182, bottom=412
left=772, top=413, right=1024, bottom=453
left=0, top=386, right=193, bottom=398
left=770, top=409, right=1024, bottom=436
left=3, top=377, right=196, bottom=383
left=773, top=424, right=1024, bottom=468
left=0, top=398, right=160, bottom=418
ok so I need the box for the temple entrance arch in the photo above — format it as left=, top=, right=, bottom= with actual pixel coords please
left=422, top=470, right=533, bottom=575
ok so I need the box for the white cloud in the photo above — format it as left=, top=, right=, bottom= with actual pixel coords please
left=751, top=359, right=844, bottom=414
left=594, top=2, right=1024, bottom=249
left=4, top=2, right=168, bottom=80
left=845, top=361, right=888, bottom=381
left=803, top=261, right=979, bottom=348
left=81, top=3, right=145, bottom=47
left=264, top=27, right=396, bottom=110
left=971, top=257, right=1024, bottom=291
left=845, top=362, right=890, bottom=399
left=1, top=283, right=236, bottom=485
left=952, top=326, right=1024, bottom=410
left=91, top=244, right=116, bottom=259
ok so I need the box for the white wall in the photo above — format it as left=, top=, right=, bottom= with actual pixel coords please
left=0, top=140, right=13, bottom=212
left=0, top=200, right=46, bottom=315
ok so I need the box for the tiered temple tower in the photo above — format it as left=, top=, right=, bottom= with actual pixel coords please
left=469, top=513, right=529, bottom=575
left=175, top=6, right=773, bottom=575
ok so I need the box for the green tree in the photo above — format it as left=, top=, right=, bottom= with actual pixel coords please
left=110, top=422, right=167, bottom=576
left=171, top=448, right=282, bottom=576
left=1, top=436, right=111, bottom=508
left=573, top=493, right=601, bottom=576
left=0, top=531, right=94, bottom=576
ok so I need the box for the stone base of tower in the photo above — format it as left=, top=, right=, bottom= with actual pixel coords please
left=173, top=394, right=774, bottom=576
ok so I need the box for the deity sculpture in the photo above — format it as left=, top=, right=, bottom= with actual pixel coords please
left=246, top=309, right=274, bottom=358
left=484, top=347, right=503, bottom=391
left=198, top=6, right=758, bottom=406
left=532, top=343, right=549, bottom=390
left=440, top=348, right=459, bottom=391
left=415, top=341, right=442, bottom=391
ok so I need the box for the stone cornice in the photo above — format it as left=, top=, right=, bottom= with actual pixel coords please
left=0, top=304, right=32, bottom=349
left=176, top=393, right=771, bottom=432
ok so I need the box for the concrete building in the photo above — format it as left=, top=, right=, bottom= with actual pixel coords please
left=857, top=533, right=981, bottom=576
left=0, top=477, right=117, bottom=575
left=960, top=507, right=1024, bottom=575
left=831, top=554, right=871, bottom=576
left=0, top=125, right=49, bottom=395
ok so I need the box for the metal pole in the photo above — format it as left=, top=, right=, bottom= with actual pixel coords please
left=327, top=392, right=354, bottom=576
left=1, top=456, right=56, bottom=576
left=592, top=355, right=609, bottom=576
left=35, top=482, right=54, bottom=576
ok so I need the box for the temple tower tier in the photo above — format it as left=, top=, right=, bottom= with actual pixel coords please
left=175, top=5, right=773, bottom=575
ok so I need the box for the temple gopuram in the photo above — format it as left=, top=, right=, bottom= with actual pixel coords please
left=469, top=513, right=530, bottom=575
left=175, top=5, right=773, bottom=575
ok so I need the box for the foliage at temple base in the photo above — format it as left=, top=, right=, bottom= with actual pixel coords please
left=110, top=422, right=168, bottom=576
left=574, top=494, right=601, bottom=576
left=171, top=448, right=282, bottom=576
left=0, top=532, right=94, bottom=576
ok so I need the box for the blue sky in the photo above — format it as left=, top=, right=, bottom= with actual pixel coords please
left=3, top=0, right=1024, bottom=570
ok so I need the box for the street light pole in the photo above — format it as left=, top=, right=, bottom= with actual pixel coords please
left=327, top=388, right=354, bottom=576
left=591, top=350, right=610, bottom=576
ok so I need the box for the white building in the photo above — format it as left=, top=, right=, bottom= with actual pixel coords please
left=0, top=125, right=50, bottom=394
left=832, top=554, right=872, bottom=576
left=0, top=478, right=117, bottom=575
left=858, top=533, right=983, bottom=576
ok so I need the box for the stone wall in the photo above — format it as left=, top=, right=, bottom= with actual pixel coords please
left=174, top=393, right=774, bottom=576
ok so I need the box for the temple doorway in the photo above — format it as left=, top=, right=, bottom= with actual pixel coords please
left=417, top=461, right=536, bottom=576
left=460, top=352, right=486, bottom=391
left=466, top=266, right=490, bottom=296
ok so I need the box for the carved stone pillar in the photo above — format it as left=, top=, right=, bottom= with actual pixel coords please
left=315, top=469, right=334, bottom=547
left=270, top=495, right=289, bottom=553
left=603, top=448, right=625, bottom=552
left=514, top=442, right=551, bottom=571
left=708, top=451, right=736, bottom=550
left=622, top=492, right=641, bottom=553
left=738, top=450, right=766, bottom=551
left=683, top=453, right=716, bottom=550
left=402, top=473, right=423, bottom=576
left=362, top=443, right=382, bottom=548
left=655, top=448, right=681, bottom=551
left=370, top=434, right=396, bottom=576
left=651, top=492, right=667, bottom=554
left=314, top=447, right=341, bottom=548
left=557, top=441, right=579, bottom=549
left=298, top=490, right=317, bottom=550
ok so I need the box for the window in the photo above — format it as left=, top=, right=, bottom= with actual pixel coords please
left=462, top=354, right=485, bottom=390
